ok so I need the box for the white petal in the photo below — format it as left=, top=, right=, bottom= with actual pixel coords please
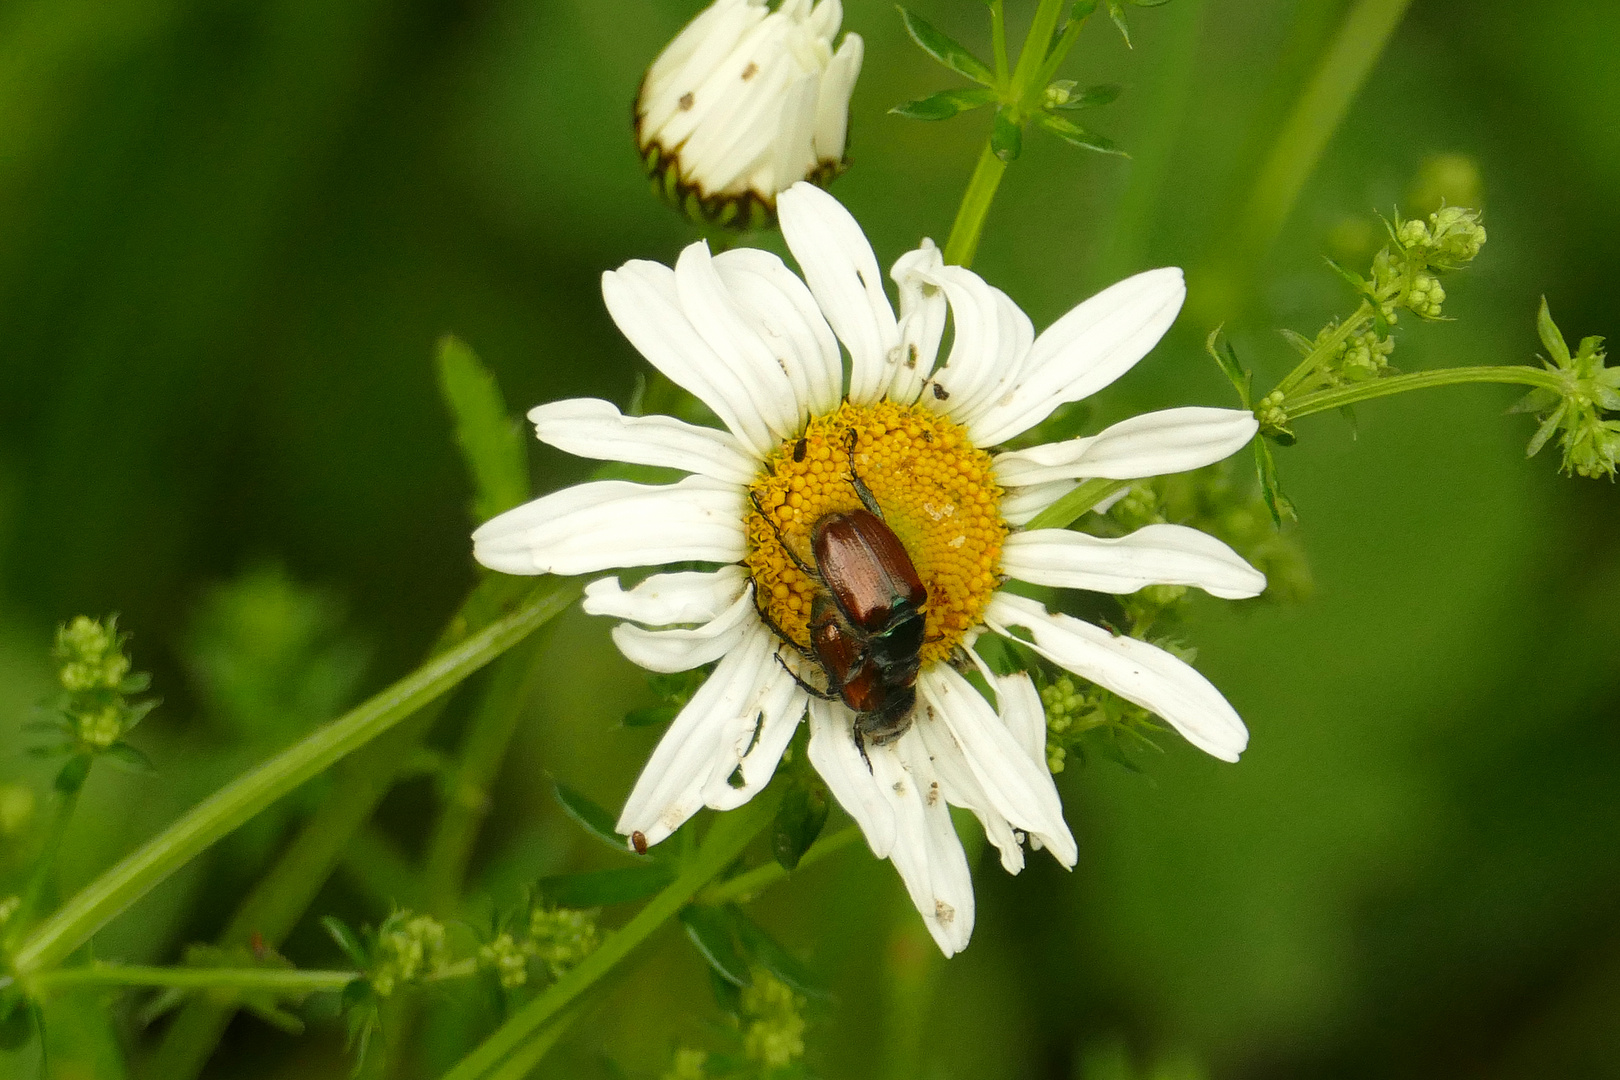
left=764, top=70, right=820, bottom=195
left=812, top=33, right=862, bottom=163
left=701, top=654, right=807, bottom=809
left=617, top=621, right=779, bottom=846
left=529, top=398, right=759, bottom=485
left=777, top=182, right=900, bottom=405
left=870, top=731, right=976, bottom=956
left=641, top=0, right=765, bottom=133
left=610, top=588, right=758, bottom=673
left=993, top=407, right=1258, bottom=486
left=602, top=260, right=778, bottom=456
left=912, top=699, right=1024, bottom=874
left=913, top=265, right=1019, bottom=419
left=713, top=247, right=843, bottom=417
left=887, top=240, right=948, bottom=403
left=998, top=480, right=1077, bottom=527
left=472, top=476, right=743, bottom=576
left=992, top=671, right=1048, bottom=774
left=967, top=268, right=1187, bottom=448
left=917, top=666, right=1076, bottom=866
left=985, top=592, right=1249, bottom=762
left=582, top=565, right=748, bottom=626
left=807, top=698, right=896, bottom=857
left=1002, top=524, right=1267, bottom=600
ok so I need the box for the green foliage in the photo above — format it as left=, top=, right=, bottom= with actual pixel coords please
left=895, top=7, right=996, bottom=86
left=436, top=335, right=532, bottom=523
left=27, top=616, right=157, bottom=791
left=1515, top=299, right=1620, bottom=478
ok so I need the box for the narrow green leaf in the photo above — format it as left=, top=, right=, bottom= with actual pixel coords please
left=897, top=6, right=996, bottom=85
left=1033, top=112, right=1125, bottom=156
left=1254, top=440, right=1297, bottom=525
left=991, top=105, right=1023, bottom=162
left=54, top=755, right=91, bottom=793
left=1322, top=256, right=1368, bottom=293
left=1506, top=387, right=1558, bottom=415
left=435, top=335, right=531, bottom=523
left=679, top=905, right=752, bottom=987
left=1051, top=82, right=1122, bottom=109
left=102, top=742, right=156, bottom=774
left=1070, top=0, right=1099, bottom=18
left=1106, top=0, right=1131, bottom=46
left=1537, top=297, right=1571, bottom=365
left=1131, top=0, right=1172, bottom=7
left=537, top=864, right=675, bottom=907
left=322, top=917, right=369, bottom=969
left=1204, top=327, right=1251, bottom=408
left=770, top=781, right=830, bottom=871
left=1525, top=401, right=1566, bottom=458
left=551, top=779, right=635, bottom=854
left=730, top=908, right=825, bottom=999
left=889, top=86, right=998, bottom=121
left=1278, top=328, right=1315, bottom=357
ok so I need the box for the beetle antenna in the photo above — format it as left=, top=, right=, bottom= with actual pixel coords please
left=843, top=427, right=884, bottom=519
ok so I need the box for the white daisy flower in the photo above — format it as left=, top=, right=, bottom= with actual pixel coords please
left=473, top=183, right=1263, bottom=956
left=636, top=0, right=862, bottom=228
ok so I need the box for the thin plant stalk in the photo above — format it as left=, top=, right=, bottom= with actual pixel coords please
left=698, top=823, right=861, bottom=905
left=11, top=578, right=577, bottom=980
left=1283, top=365, right=1563, bottom=421
left=28, top=964, right=357, bottom=995
left=440, top=795, right=778, bottom=1080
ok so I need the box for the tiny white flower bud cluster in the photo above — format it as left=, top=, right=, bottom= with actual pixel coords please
left=636, top=0, right=863, bottom=227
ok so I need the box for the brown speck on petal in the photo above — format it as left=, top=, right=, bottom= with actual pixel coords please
left=631, top=830, right=649, bottom=855
left=742, top=62, right=758, bottom=81
left=678, top=91, right=695, bottom=110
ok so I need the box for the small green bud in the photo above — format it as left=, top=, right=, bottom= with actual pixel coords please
left=0, top=786, right=35, bottom=837
left=1405, top=271, right=1445, bottom=319
left=663, top=1048, right=710, bottom=1080
left=478, top=932, right=528, bottom=990
left=1043, top=80, right=1076, bottom=110
left=1427, top=206, right=1487, bottom=268
left=527, top=905, right=600, bottom=980
left=1523, top=299, right=1619, bottom=480
left=370, top=912, right=450, bottom=998
left=54, top=616, right=130, bottom=693
left=1395, top=218, right=1431, bottom=249
left=1255, top=388, right=1291, bottom=435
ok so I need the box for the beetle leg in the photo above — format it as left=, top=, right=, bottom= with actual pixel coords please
left=751, top=590, right=817, bottom=660
left=843, top=427, right=885, bottom=520
left=747, top=489, right=821, bottom=580
left=773, top=650, right=840, bottom=700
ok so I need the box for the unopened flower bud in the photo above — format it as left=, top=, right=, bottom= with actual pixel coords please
left=1405, top=271, right=1445, bottom=319
left=478, top=932, right=528, bottom=989
left=636, top=0, right=863, bottom=229
left=1427, top=205, right=1487, bottom=267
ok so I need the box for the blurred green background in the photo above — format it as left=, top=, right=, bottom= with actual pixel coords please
left=2, top=0, right=1618, bottom=1077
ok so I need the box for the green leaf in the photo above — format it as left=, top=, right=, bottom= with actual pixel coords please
left=323, top=916, right=370, bottom=969
left=54, top=754, right=91, bottom=793
left=1070, top=0, right=1099, bottom=18
left=1106, top=0, right=1131, bottom=46
left=1033, top=112, right=1125, bottom=156
left=435, top=335, right=531, bottom=523
left=1131, top=0, right=1173, bottom=7
left=889, top=86, right=998, bottom=121
left=537, top=863, right=675, bottom=907
left=1279, top=328, right=1315, bottom=357
left=991, top=105, right=1023, bottom=162
left=101, top=742, right=156, bottom=774
left=552, top=778, right=636, bottom=854
left=896, top=7, right=996, bottom=86
left=679, top=905, right=752, bottom=987
left=1254, top=440, right=1297, bottom=525
left=1051, top=82, right=1122, bottom=109
left=1525, top=401, right=1566, bottom=459
left=622, top=704, right=678, bottom=729
left=1204, top=327, right=1252, bottom=408
left=1322, top=256, right=1368, bottom=293
left=1537, top=297, right=1571, bottom=365
left=730, top=908, right=826, bottom=999
left=771, top=780, right=830, bottom=871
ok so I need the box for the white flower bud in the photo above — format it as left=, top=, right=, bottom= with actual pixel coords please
left=636, top=0, right=863, bottom=227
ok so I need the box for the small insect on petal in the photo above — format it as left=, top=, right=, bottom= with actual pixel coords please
left=631, top=830, right=649, bottom=855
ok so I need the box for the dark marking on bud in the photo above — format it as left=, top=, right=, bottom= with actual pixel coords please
left=932, top=383, right=950, bottom=400
left=678, top=91, right=695, bottom=111
left=630, top=830, right=649, bottom=855
left=793, top=437, right=808, bottom=462
left=741, top=62, right=758, bottom=81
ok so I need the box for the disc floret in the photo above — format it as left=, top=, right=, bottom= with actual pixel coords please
left=744, top=401, right=1006, bottom=666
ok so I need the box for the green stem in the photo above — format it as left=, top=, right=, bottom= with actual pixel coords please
left=144, top=577, right=572, bottom=1080
left=10, top=784, right=82, bottom=948
left=28, top=964, right=357, bottom=995
left=1023, top=477, right=1134, bottom=532
left=990, top=0, right=1009, bottom=89
left=1275, top=300, right=1374, bottom=398
left=1283, top=365, right=1563, bottom=421
left=422, top=633, right=550, bottom=917
left=12, top=579, right=577, bottom=980
left=943, top=143, right=1007, bottom=268
left=1237, top=0, right=1415, bottom=261
left=1027, top=12, right=1089, bottom=103
left=1009, top=0, right=1068, bottom=98
left=698, top=823, right=862, bottom=906
left=440, top=796, right=777, bottom=1080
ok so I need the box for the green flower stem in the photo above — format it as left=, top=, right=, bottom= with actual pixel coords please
left=482, top=1000, right=588, bottom=1080
left=990, top=0, right=1009, bottom=88
left=9, top=784, right=82, bottom=948
left=1237, top=0, right=1414, bottom=261
left=145, top=576, right=571, bottom=1080
left=1283, top=365, right=1564, bottom=422
left=11, top=578, right=577, bottom=981
left=1274, top=300, right=1374, bottom=398
left=943, top=142, right=1007, bottom=268
left=27, top=964, right=357, bottom=995
left=422, top=632, right=550, bottom=917
left=1009, top=0, right=1068, bottom=99
left=698, top=823, right=863, bottom=905
left=1028, top=10, right=1091, bottom=103
left=441, top=795, right=778, bottom=1080
left=1023, top=477, right=1134, bottom=532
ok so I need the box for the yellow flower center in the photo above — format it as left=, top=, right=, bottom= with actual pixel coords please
left=744, top=401, right=1007, bottom=668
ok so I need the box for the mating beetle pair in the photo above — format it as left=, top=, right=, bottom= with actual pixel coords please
left=752, top=432, right=929, bottom=759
